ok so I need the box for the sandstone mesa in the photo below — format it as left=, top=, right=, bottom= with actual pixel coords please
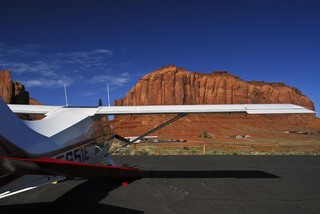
left=115, top=64, right=314, bottom=111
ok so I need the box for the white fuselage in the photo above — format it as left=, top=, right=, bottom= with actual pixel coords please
left=0, top=104, right=114, bottom=198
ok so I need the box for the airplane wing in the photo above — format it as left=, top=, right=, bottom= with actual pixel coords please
left=96, top=104, right=315, bottom=115
left=0, top=156, right=143, bottom=181
left=6, top=103, right=315, bottom=147
left=8, top=105, right=62, bottom=115
left=8, top=103, right=316, bottom=115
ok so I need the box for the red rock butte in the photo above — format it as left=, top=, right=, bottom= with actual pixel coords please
left=0, top=70, right=30, bottom=104
left=112, top=65, right=318, bottom=141
left=0, top=70, right=42, bottom=105
left=115, top=65, right=314, bottom=110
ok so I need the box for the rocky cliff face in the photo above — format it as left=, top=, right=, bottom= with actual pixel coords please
left=112, top=65, right=317, bottom=141
left=0, top=70, right=30, bottom=104
left=115, top=65, right=314, bottom=110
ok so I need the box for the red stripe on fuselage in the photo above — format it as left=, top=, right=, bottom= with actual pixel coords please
left=0, top=156, right=143, bottom=181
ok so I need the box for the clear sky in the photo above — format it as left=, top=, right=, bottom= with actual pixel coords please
left=0, top=0, right=319, bottom=115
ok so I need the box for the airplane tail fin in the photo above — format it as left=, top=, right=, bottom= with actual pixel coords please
left=0, top=99, right=29, bottom=157
left=0, top=98, right=48, bottom=157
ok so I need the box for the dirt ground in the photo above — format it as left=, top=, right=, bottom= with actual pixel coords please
left=111, top=114, right=320, bottom=155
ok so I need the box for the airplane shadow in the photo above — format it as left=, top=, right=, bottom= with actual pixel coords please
left=0, top=170, right=279, bottom=213
left=0, top=179, right=144, bottom=214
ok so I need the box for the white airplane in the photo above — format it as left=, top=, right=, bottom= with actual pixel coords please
left=0, top=97, right=315, bottom=198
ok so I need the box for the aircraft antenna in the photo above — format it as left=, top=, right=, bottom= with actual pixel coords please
left=64, top=84, right=69, bottom=107
left=106, top=83, right=111, bottom=107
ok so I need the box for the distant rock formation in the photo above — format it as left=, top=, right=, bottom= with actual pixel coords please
left=0, top=70, right=30, bottom=104
left=115, top=65, right=314, bottom=110
left=29, top=98, right=42, bottom=105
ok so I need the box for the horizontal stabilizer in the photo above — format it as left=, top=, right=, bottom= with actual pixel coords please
left=0, top=156, right=143, bottom=181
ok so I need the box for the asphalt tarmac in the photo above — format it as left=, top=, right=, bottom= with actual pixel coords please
left=0, top=155, right=320, bottom=214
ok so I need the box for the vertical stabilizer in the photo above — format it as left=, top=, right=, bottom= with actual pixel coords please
left=0, top=98, right=50, bottom=157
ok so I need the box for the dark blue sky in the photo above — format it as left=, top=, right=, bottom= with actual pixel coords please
left=0, top=0, right=319, bottom=115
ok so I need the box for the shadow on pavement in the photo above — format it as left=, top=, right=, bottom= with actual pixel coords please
left=0, top=170, right=279, bottom=213
left=0, top=178, right=144, bottom=214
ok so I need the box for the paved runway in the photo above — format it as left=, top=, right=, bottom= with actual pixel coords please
left=1, top=155, right=320, bottom=214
